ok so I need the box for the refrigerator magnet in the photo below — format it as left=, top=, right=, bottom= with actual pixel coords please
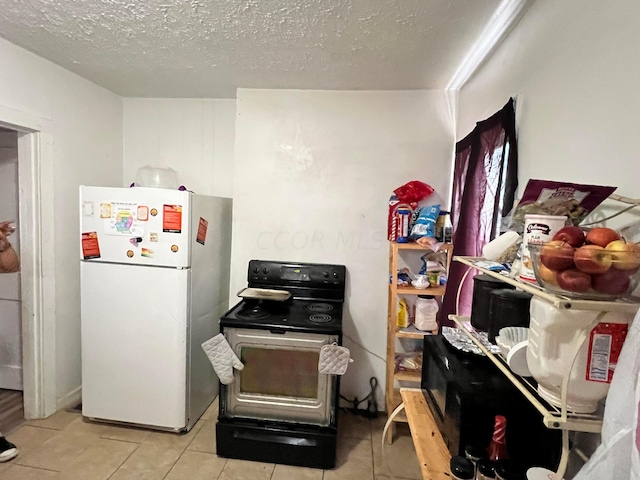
left=137, top=206, right=149, bottom=221
left=196, top=218, right=208, bottom=245
left=163, top=205, right=182, bottom=233
left=141, top=248, right=154, bottom=258
left=81, top=232, right=101, bottom=259
left=100, top=203, right=112, bottom=218
left=82, top=201, right=94, bottom=217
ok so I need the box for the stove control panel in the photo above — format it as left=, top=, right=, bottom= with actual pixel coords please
left=247, top=260, right=346, bottom=292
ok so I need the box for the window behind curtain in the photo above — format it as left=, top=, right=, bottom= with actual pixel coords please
left=440, top=98, right=518, bottom=325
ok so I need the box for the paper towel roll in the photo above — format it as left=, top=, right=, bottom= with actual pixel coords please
left=482, top=231, right=520, bottom=261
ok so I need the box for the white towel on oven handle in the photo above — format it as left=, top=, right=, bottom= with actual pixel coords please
left=201, top=333, right=244, bottom=385
left=318, top=343, right=352, bottom=375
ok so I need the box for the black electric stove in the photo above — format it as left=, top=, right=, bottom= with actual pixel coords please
left=216, top=260, right=346, bottom=469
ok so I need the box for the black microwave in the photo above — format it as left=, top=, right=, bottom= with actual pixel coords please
left=421, top=335, right=561, bottom=470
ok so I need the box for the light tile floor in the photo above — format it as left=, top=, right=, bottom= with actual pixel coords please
left=0, top=400, right=423, bottom=479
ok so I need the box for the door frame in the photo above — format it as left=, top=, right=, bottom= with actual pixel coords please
left=1, top=105, right=56, bottom=419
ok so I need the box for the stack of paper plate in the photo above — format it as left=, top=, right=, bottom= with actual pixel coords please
left=495, top=326, right=531, bottom=376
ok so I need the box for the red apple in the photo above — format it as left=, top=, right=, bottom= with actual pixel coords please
left=605, top=239, right=640, bottom=271
left=622, top=266, right=640, bottom=275
left=591, top=269, right=631, bottom=295
left=536, top=263, right=559, bottom=286
left=557, top=268, right=592, bottom=293
left=539, top=240, right=575, bottom=271
left=585, top=227, right=620, bottom=247
left=574, top=245, right=613, bottom=274
left=552, top=226, right=585, bottom=248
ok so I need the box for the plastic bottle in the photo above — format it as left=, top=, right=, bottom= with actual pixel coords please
left=465, top=444, right=485, bottom=472
left=487, top=415, right=509, bottom=462
left=450, top=456, right=476, bottom=480
left=494, top=459, right=525, bottom=480
left=435, top=211, right=446, bottom=241
left=443, top=212, right=453, bottom=243
left=414, top=295, right=439, bottom=331
left=396, top=298, right=409, bottom=328
left=435, top=211, right=453, bottom=243
left=476, top=459, right=496, bottom=480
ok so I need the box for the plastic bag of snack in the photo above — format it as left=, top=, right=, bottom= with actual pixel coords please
left=409, top=204, right=441, bottom=240
left=393, top=180, right=434, bottom=204
left=395, top=352, right=423, bottom=371
left=507, top=180, right=616, bottom=233
left=390, top=268, right=412, bottom=287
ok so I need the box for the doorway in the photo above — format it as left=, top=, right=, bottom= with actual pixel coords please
left=0, top=106, right=57, bottom=422
left=0, top=127, right=24, bottom=432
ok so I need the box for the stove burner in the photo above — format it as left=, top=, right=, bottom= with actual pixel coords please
left=237, top=306, right=270, bottom=320
left=309, top=313, right=333, bottom=324
left=306, top=303, right=334, bottom=313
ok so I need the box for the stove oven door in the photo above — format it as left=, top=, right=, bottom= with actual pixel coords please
left=220, top=327, right=339, bottom=427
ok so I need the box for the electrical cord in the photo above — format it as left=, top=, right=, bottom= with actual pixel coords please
left=338, top=334, right=383, bottom=417
left=340, top=377, right=379, bottom=418
left=342, top=332, right=386, bottom=363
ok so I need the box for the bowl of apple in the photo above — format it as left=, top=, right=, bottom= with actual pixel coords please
left=528, top=226, right=640, bottom=300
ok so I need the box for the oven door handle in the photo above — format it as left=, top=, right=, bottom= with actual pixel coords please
left=233, top=430, right=318, bottom=447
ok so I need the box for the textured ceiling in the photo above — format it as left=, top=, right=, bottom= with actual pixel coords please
left=0, top=0, right=503, bottom=98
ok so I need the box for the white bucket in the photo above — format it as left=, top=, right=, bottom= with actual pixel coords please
left=135, top=166, right=180, bottom=189
left=526, top=297, right=634, bottom=413
left=519, top=214, right=567, bottom=282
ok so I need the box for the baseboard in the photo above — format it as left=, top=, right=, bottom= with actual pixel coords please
left=57, top=386, right=82, bottom=412
left=0, top=365, right=23, bottom=390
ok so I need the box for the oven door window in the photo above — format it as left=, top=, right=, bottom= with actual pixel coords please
left=223, top=327, right=338, bottom=426
left=240, top=347, right=319, bottom=399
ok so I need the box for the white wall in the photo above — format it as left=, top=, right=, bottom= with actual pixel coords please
left=458, top=0, right=640, bottom=200
left=232, top=89, right=454, bottom=405
left=0, top=37, right=123, bottom=409
left=121, top=90, right=453, bottom=407
left=123, top=99, right=235, bottom=198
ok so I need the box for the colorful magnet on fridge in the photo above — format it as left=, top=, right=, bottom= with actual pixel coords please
left=137, top=206, right=149, bottom=221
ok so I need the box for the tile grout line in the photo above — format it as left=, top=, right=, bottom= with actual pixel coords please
left=214, top=458, right=229, bottom=480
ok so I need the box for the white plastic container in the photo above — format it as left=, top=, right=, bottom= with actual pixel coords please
left=415, top=295, right=439, bottom=331
left=526, top=297, right=634, bottom=413
left=482, top=230, right=520, bottom=261
left=135, top=166, right=180, bottom=189
left=519, top=214, right=567, bottom=282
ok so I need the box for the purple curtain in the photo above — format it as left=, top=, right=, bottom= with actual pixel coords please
left=439, top=99, right=518, bottom=326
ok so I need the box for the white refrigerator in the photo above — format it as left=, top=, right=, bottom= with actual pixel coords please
left=79, top=185, right=232, bottom=431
